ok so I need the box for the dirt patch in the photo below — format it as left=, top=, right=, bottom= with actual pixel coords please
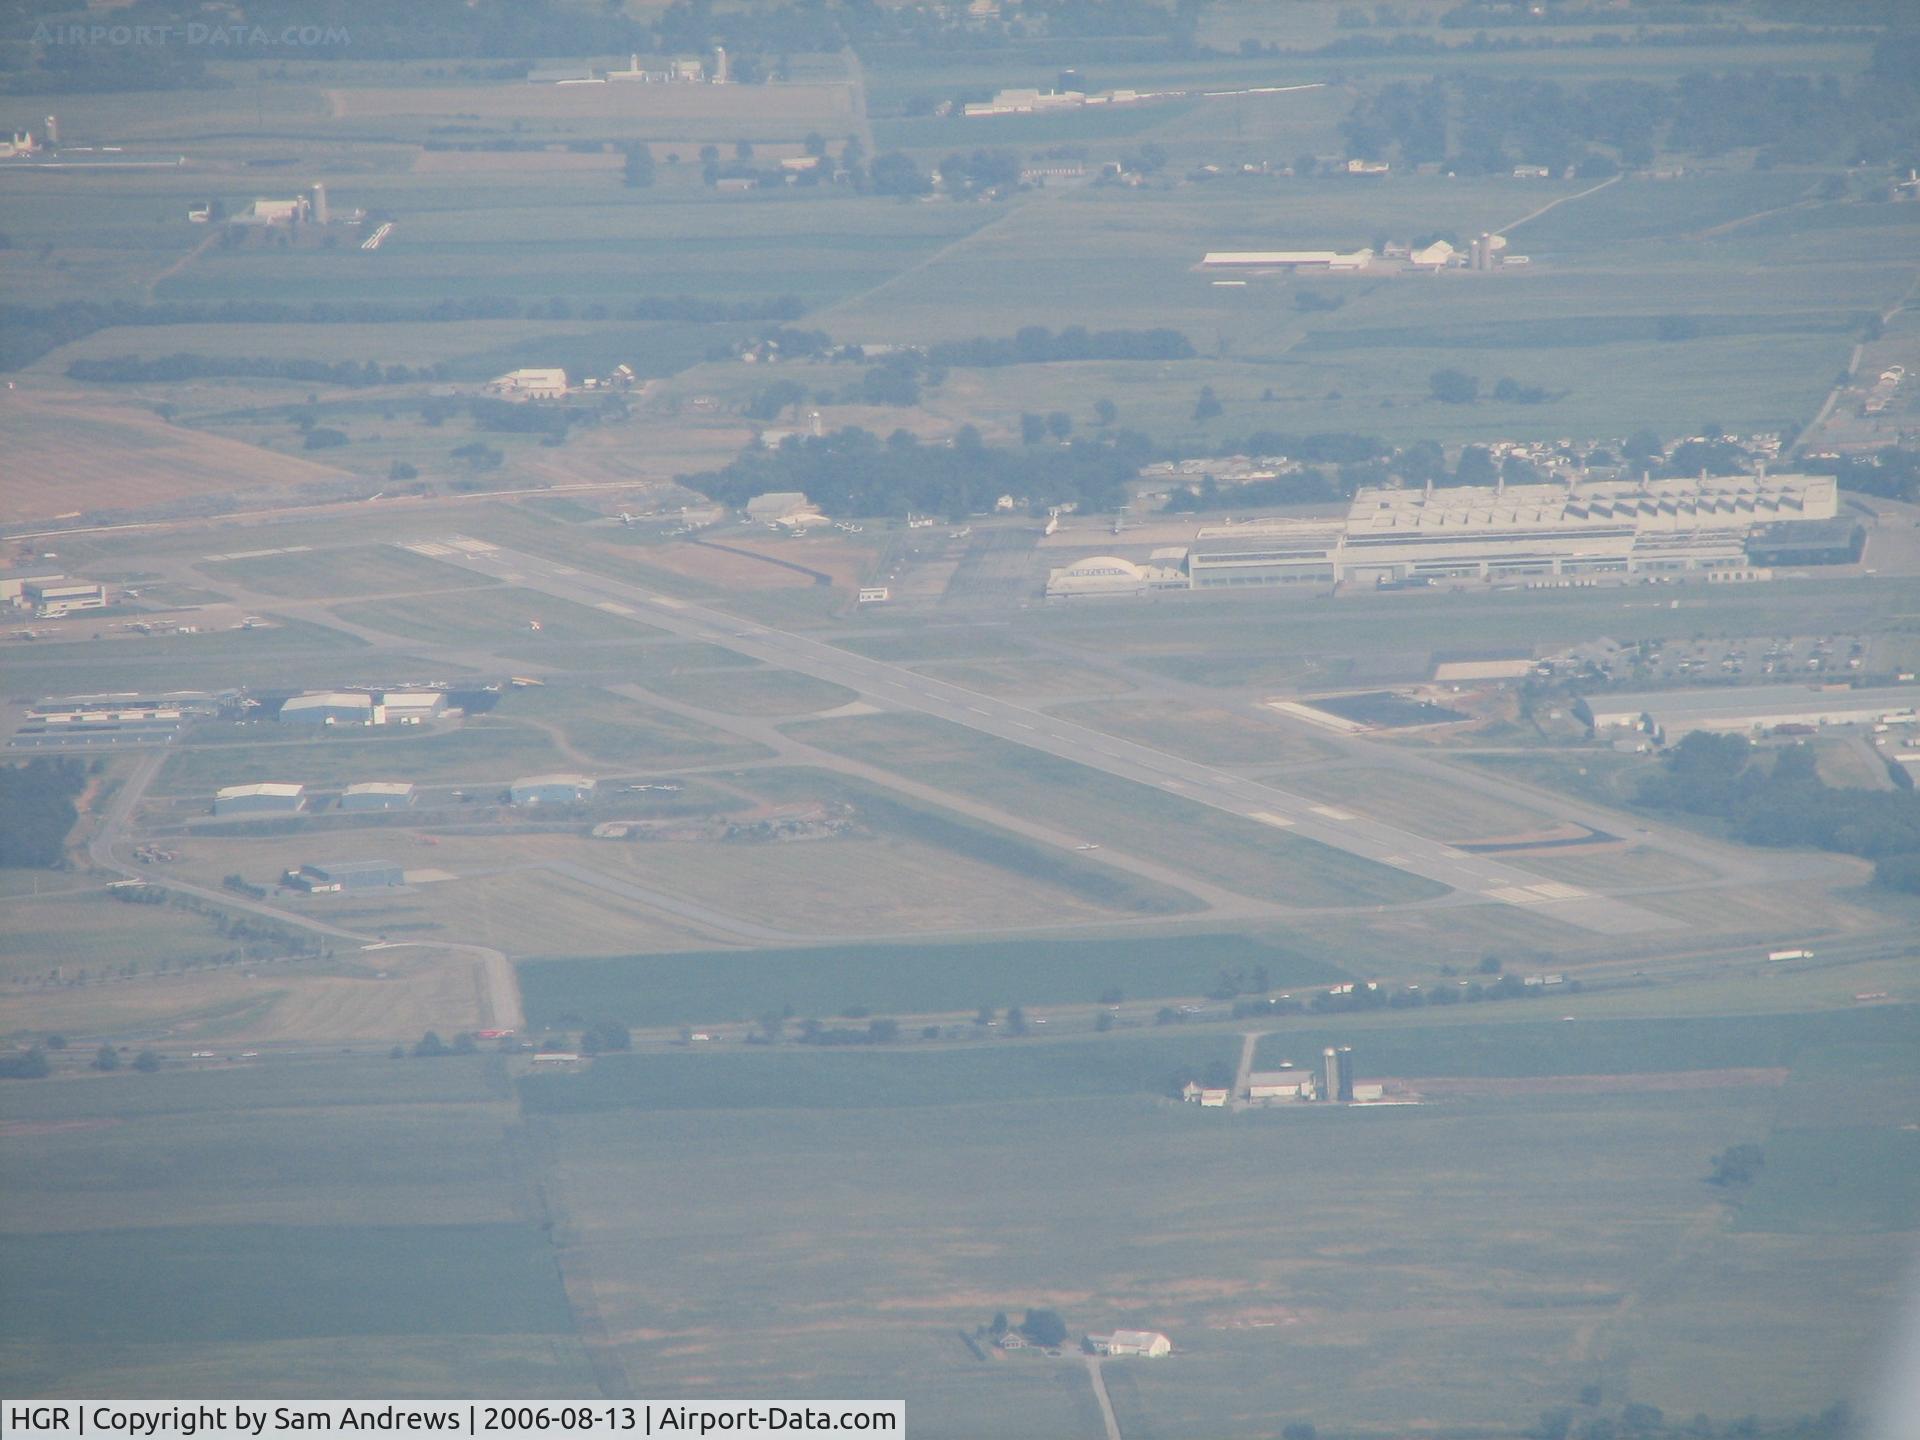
left=0, top=390, right=356, bottom=525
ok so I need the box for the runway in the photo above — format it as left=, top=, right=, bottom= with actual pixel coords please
left=409, top=537, right=1677, bottom=935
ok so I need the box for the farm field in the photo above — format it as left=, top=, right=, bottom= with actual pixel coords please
left=0, top=1055, right=596, bottom=1398
left=0, top=392, right=360, bottom=527
left=151, top=722, right=584, bottom=796
left=785, top=712, right=1448, bottom=908
left=519, top=931, right=1341, bottom=1031
left=517, top=1045, right=1896, bottom=1435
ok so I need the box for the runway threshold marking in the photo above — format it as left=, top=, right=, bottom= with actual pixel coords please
left=1248, top=811, right=1296, bottom=828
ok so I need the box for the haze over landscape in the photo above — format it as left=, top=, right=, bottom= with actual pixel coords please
left=2, top=2, right=1919, bottom=1437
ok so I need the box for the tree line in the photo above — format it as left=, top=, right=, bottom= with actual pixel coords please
left=1341, top=35, right=1919, bottom=174
left=683, top=425, right=1151, bottom=519
left=68, top=355, right=454, bottom=387
left=1635, top=732, right=1920, bottom=892
left=0, top=760, right=87, bottom=869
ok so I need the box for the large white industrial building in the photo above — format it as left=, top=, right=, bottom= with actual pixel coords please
left=1050, top=474, right=1838, bottom=597
left=1582, top=684, right=1918, bottom=737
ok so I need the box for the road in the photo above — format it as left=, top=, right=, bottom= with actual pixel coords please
left=417, top=537, right=1675, bottom=935
left=1083, top=1356, right=1122, bottom=1440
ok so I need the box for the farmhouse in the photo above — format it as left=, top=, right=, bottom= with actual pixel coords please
left=486, top=368, right=569, bottom=400
left=213, top=782, right=305, bottom=816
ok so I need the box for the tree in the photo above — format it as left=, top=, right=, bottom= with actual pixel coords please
left=870, top=151, right=930, bottom=197
left=622, top=144, right=656, bottom=189
left=1019, top=412, right=1047, bottom=445
left=1005, top=1006, right=1029, bottom=1036
left=803, top=131, right=827, bottom=158
left=388, top=460, right=418, bottom=481
left=132, top=1049, right=161, bottom=1072
left=93, top=1043, right=120, bottom=1072
left=1708, top=1143, right=1764, bottom=1187
left=1094, top=398, right=1117, bottom=427
left=975, top=1005, right=996, bottom=1028
left=1019, top=1308, right=1067, bottom=1347
left=1045, top=411, right=1072, bottom=440
left=1192, top=385, right=1223, bottom=421
left=0, top=1048, right=50, bottom=1079
left=735, top=139, right=754, bottom=161
left=989, top=1311, right=1009, bottom=1338
left=1429, top=368, right=1479, bottom=404
left=412, top=1031, right=449, bottom=1058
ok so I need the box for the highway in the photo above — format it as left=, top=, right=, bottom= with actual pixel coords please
left=412, top=537, right=1677, bottom=936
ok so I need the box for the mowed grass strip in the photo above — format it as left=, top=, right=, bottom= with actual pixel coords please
left=784, top=713, right=1445, bottom=907
left=199, top=546, right=496, bottom=601
left=519, top=932, right=1340, bottom=1030
left=520, top=1032, right=1243, bottom=1114
left=1251, top=1005, right=1920, bottom=1078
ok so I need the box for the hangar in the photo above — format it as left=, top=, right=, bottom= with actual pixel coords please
left=511, top=773, right=594, bottom=806
left=213, top=782, right=306, bottom=816
left=1582, top=684, right=1918, bottom=736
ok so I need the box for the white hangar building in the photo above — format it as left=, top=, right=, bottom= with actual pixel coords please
left=1583, top=685, right=1918, bottom=737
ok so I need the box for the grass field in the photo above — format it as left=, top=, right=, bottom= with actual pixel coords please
left=0, top=1055, right=595, bottom=1397
left=1053, top=699, right=1338, bottom=767
left=1251, top=1003, right=1920, bottom=1078
left=520, top=932, right=1340, bottom=1030
left=785, top=712, right=1447, bottom=908
left=153, top=722, right=581, bottom=795
left=199, top=545, right=494, bottom=601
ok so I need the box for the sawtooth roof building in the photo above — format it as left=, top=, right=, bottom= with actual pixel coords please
left=1181, top=474, right=1837, bottom=589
